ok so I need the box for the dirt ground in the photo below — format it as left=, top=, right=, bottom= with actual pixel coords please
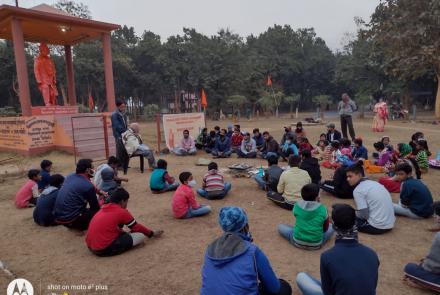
left=1, top=113, right=439, bottom=295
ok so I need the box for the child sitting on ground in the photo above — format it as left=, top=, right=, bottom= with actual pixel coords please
left=404, top=202, right=440, bottom=292
left=379, top=158, right=421, bottom=193
left=98, top=168, right=119, bottom=193
left=297, top=137, right=313, bottom=154
left=172, top=172, right=212, bottom=219
left=339, top=138, right=353, bottom=160
left=316, top=133, right=327, bottom=146
left=277, top=183, right=333, bottom=250
left=351, top=138, right=368, bottom=160
left=280, top=134, right=299, bottom=161
left=295, top=122, right=306, bottom=138
left=197, top=162, right=231, bottom=200
left=313, top=139, right=328, bottom=161
left=33, top=174, right=65, bottom=226
left=15, top=169, right=41, bottom=208
left=149, top=159, right=179, bottom=194
left=414, top=139, right=429, bottom=173
left=321, top=141, right=341, bottom=169
left=38, top=160, right=52, bottom=191
left=393, top=162, right=433, bottom=219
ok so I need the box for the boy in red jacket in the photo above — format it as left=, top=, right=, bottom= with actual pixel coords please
left=172, top=172, right=212, bottom=219
left=230, top=127, right=244, bottom=153
left=86, top=187, right=163, bottom=256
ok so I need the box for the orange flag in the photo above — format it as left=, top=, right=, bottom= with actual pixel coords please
left=88, top=93, right=94, bottom=111
left=201, top=88, right=208, bottom=108
left=266, top=75, right=272, bottom=87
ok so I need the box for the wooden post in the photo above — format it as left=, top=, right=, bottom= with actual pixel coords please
left=103, top=115, right=110, bottom=159
left=156, top=113, right=161, bottom=153
left=65, top=45, right=77, bottom=106
left=102, top=33, right=116, bottom=112
left=11, top=17, right=31, bottom=116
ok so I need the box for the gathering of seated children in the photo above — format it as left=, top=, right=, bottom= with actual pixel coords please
left=253, top=128, right=264, bottom=150
left=33, top=174, right=65, bottom=226
left=196, top=128, right=209, bottom=150
left=294, top=121, right=306, bottom=138
left=54, top=159, right=103, bottom=231
left=150, top=159, right=179, bottom=193
left=320, top=161, right=355, bottom=199
left=267, top=155, right=311, bottom=210
left=278, top=183, right=333, bottom=250
left=404, top=202, right=440, bottom=293
left=326, top=122, right=342, bottom=142
left=279, top=134, right=299, bottom=161
left=351, top=137, right=368, bottom=160
left=197, top=162, right=231, bottom=200
left=297, top=137, right=313, bottom=154
left=237, top=132, right=257, bottom=158
left=98, top=168, right=119, bottom=193
left=259, top=131, right=280, bottom=159
left=346, top=161, right=396, bottom=235
left=321, top=140, right=341, bottom=169
left=414, top=138, right=429, bottom=173
left=299, top=149, right=321, bottom=184
left=15, top=169, right=41, bottom=208
left=174, top=129, right=197, bottom=156
left=212, top=129, right=232, bottom=158
left=38, top=160, right=52, bottom=191
left=230, top=126, right=244, bottom=153
left=94, top=156, right=128, bottom=189
left=255, top=155, right=283, bottom=192
left=85, top=187, right=163, bottom=257
left=296, top=204, right=380, bottom=295
left=200, top=206, right=292, bottom=295
left=172, top=172, right=212, bottom=219
left=393, top=162, right=433, bottom=219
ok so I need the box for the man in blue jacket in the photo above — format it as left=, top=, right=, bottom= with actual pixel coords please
left=54, top=159, right=102, bottom=231
left=296, top=203, right=379, bottom=295
left=212, top=129, right=232, bottom=158
left=393, top=162, right=433, bottom=219
left=201, top=206, right=292, bottom=295
left=111, top=99, right=128, bottom=140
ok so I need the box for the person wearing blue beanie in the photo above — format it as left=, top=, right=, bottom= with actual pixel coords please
left=200, top=206, right=292, bottom=295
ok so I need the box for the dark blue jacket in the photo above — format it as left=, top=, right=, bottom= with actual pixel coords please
left=214, top=137, right=231, bottom=153
left=352, top=146, right=368, bottom=160
left=37, top=170, right=51, bottom=190
left=326, top=130, right=342, bottom=143
left=253, top=135, right=264, bottom=148
left=321, top=239, right=379, bottom=295
left=54, top=173, right=99, bottom=222
left=400, top=177, right=433, bottom=218
left=33, top=186, right=59, bottom=226
left=111, top=110, right=128, bottom=139
left=201, top=233, right=280, bottom=295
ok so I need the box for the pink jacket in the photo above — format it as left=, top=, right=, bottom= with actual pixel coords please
left=172, top=184, right=200, bottom=218
left=15, top=179, right=37, bottom=208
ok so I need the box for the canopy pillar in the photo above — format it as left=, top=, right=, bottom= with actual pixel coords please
left=64, top=45, right=77, bottom=106
left=102, top=32, right=116, bottom=112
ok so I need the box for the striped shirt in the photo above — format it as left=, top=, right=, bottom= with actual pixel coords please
left=416, top=150, right=429, bottom=169
left=203, top=170, right=225, bottom=192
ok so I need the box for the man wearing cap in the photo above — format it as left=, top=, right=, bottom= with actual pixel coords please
left=296, top=204, right=379, bottom=295
left=201, top=206, right=292, bottom=295
left=325, top=123, right=342, bottom=143
left=338, top=93, right=357, bottom=140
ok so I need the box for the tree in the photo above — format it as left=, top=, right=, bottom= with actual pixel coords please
left=312, top=95, right=332, bottom=119
left=284, top=94, right=300, bottom=118
left=369, top=0, right=440, bottom=117
left=54, top=0, right=91, bottom=18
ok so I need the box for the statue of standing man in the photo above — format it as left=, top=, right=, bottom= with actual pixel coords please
left=34, top=43, right=58, bottom=106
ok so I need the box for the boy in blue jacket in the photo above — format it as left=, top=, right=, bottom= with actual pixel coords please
left=351, top=138, right=368, bottom=160
left=201, top=207, right=292, bottom=295
left=212, top=129, right=232, bottom=158
left=393, top=162, right=433, bottom=219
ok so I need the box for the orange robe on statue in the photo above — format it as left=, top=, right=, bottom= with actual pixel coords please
left=34, top=43, right=58, bottom=106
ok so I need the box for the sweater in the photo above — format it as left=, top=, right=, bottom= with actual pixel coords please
left=300, top=157, right=322, bottom=184
left=253, top=134, right=264, bottom=148
left=85, top=203, right=153, bottom=251
left=241, top=138, right=257, bottom=154
left=422, top=232, right=440, bottom=274
left=15, top=179, right=38, bottom=208
left=231, top=133, right=244, bottom=148
left=203, top=170, right=225, bottom=192
left=54, top=173, right=99, bottom=222
left=277, top=167, right=311, bottom=203
left=264, top=165, right=283, bottom=192
left=171, top=184, right=200, bottom=218
left=400, top=177, right=433, bottom=218
left=321, top=239, right=379, bottom=295
left=122, top=128, right=142, bottom=156
left=214, top=137, right=231, bottom=153
left=33, top=186, right=59, bottom=226
left=37, top=169, right=51, bottom=190
left=352, top=146, right=368, bottom=160
left=201, top=232, right=280, bottom=295
left=416, top=150, right=429, bottom=169
left=293, top=201, right=328, bottom=245
left=150, top=168, right=167, bottom=190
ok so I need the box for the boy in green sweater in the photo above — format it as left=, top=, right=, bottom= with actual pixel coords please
left=277, top=183, right=333, bottom=250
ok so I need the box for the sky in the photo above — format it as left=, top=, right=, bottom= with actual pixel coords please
left=2, top=0, right=380, bottom=51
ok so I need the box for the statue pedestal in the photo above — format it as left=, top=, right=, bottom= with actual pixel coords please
left=31, top=105, right=78, bottom=115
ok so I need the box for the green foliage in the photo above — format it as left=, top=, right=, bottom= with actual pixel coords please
left=143, top=104, right=160, bottom=120
left=312, top=95, right=332, bottom=106
left=226, top=95, right=248, bottom=107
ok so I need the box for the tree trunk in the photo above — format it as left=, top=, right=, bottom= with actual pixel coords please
left=290, top=102, right=293, bottom=119
left=436, top=73, right=440, bottom=118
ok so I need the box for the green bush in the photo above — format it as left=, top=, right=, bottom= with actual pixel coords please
left=144, top=104, right=160, bottom=120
